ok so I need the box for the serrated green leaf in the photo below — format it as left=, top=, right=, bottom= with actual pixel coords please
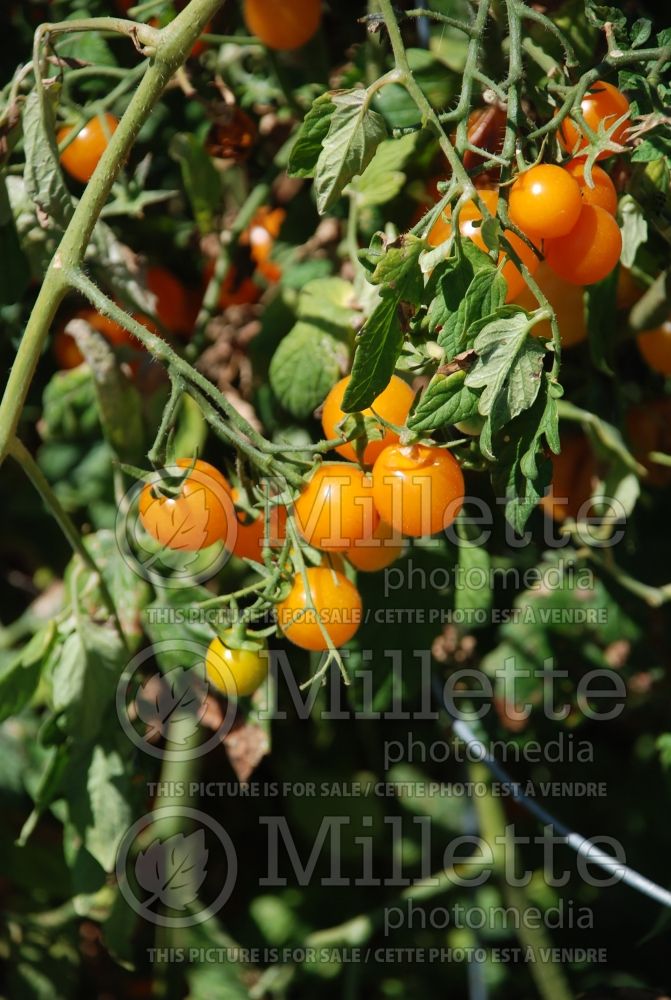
left=288, top=93, right=336, bottom=178
left=0, top=623, right=56, bottom=723
left=348, top=132, right=418, bottom=208
left=66, top=743, right=133, bottom=873
left=466, top=312, right=546, bottom=461
left=408, top=370, right=480, bottom=432
left=314, top=89, right=387, bottom=214
left=341, top=239, right=424, bottom=412
left=23, top=89, right=74, bottom=231
left=269, top=321, right=349, bottom=418
left=341, top=290, right=404, bottom=413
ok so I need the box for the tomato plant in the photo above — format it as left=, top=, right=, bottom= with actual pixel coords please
left=2, top=1, right=671, bottom=996
left=558, top=79, right=631, bottom=159
left=564, top=160, right=618, bottom=215
left=428, top=188, right=540, bottom=301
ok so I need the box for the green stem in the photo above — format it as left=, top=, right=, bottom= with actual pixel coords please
left=0, top=0, right=224, bottom=466
left=376, top=0, right=475, bottom=193
left=8, top=437, right=127, bottom=647
left=148, top=373, right=184, bottom=468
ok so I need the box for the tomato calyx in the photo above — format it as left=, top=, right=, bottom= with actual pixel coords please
left=216, top=624, right=267, bottom=655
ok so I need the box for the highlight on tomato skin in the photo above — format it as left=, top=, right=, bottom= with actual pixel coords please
left=138, top=458, right=237, bottom=553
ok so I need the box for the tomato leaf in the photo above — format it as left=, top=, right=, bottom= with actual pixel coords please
left=314, top=89, right=387, bottom=214
left=22, top=88, right=74, bottom=231
left=342, top=238, right=423, bottom=411
left=408, top=369, right=480, bottom=432
left=347, top=132, right=418, bottom=208
left=0, top=623, right=56, bottom=724
left=489, top=378, right=558, bottom=534
left=466, top=311, right=546, bottom=461
left=287, top=92, right=336, bottom=178
left=270, top=322, right=349, bottom=418
left=65, top=742, right=134, bottom=873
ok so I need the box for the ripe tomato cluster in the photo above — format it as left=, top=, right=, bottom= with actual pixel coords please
left=427, top=80, right=627, bottom=309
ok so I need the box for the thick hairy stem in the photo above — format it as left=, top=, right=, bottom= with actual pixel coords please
left=0, top=0, right=224, bottom=466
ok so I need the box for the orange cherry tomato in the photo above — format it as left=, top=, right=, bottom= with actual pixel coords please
left=345, top=519, right=405, bottom=572
left=58, top=113, right=119, bottom=183
left=139, top=459, right=235, bottom=551
left=513, top=262, right=587, bottom=348
left=544, top=205, right=622, bottom=286
left=428, top=188, right=539, bottom=302
left=637, top=320, right=671, bottom=376
left=276, top=566, right=362, bottom=651
left=144, top=266, right=199, bottom=338
left=294, top=463, right=379, bottom=552
left=243, top=0, right=321, bottom=51
left=509, top=164, right=582, bottom=240
left=539, top=435, right=596, bottom=522
left=321, top=374, right=415, bottom=466
left=229, top=489, right=287, bottom=563
left=626, top=398, right=671, bottom=488
left=563, top=160, right=617, bottom=215
left=371, top=443, right=465, bottom=538
left=558, top=80, right=630, bottom=160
